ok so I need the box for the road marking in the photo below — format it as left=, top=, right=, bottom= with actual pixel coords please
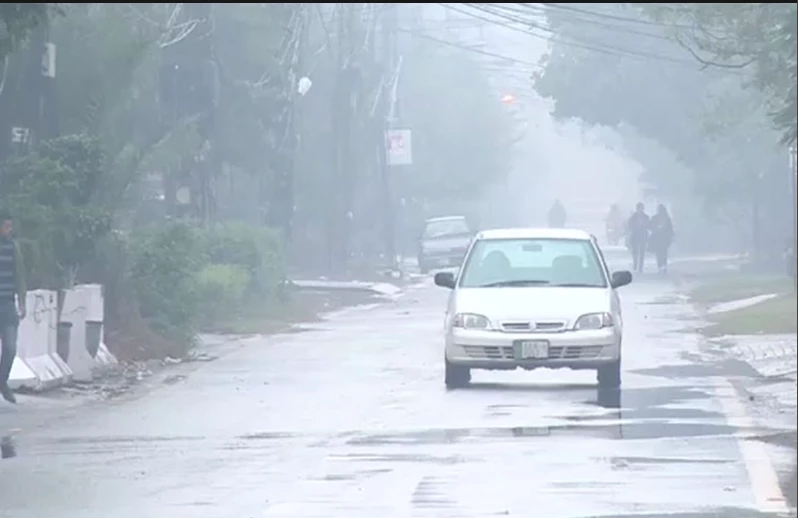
left=714, top=378, right=790, bottom=514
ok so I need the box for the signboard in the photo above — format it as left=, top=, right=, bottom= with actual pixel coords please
left=385, top=129, right=412, bottom=166
left=42, top=42, right=56, bottom=78
left=11, top=127, right=31, bottom=144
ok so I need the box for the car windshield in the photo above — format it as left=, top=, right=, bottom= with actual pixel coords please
left=423, top=219, right=469, bottom=239
left=458, top=238, right=608, bottom=288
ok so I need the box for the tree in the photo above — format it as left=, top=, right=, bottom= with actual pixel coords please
left=641, top=3, right=797, bottom=145
left=0, top=3, right=60, bottom=59
left=533, top=3, right=793, bottom=255
left=403, top=39, right=513, bottom=216
left=0, top=134, right=112, bottom=296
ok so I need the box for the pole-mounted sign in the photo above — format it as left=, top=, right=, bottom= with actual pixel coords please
left=385, top=128, right=412, bottom=166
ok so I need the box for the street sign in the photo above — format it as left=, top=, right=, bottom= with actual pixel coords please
left=385, top=129, right=412, bottom=166
left=42, top=42, right=56, bottom=78
left=11, top=127, right=31, bottom=144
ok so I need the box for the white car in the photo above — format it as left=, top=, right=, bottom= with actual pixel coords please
left=434, top=227, right=633, bottom=389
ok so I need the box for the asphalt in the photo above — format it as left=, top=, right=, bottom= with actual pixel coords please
left=0, top=267, right=794, bottom=518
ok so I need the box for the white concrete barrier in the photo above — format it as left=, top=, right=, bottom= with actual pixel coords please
left=81, top=284, right=117, bottom=371
left=62, top=286, right=94, bottom=382
left=9, top=290, right=73, bottom=391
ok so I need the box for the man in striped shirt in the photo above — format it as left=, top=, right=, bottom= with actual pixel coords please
left=0, top=210, right=27, bottom=404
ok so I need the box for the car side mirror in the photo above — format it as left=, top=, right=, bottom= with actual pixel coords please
left=610, top=270, right=632, bottom=289
left=434, top=271, right=456, bottom=289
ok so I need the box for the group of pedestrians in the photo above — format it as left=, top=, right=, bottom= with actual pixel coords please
left=623, top=202, right=674, bottom=274
left=547, top=199, right=675, bottom=275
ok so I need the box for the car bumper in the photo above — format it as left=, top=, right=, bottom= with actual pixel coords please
left=421, top=252, right=465, bottom=268
left=445, top=327, right=621, bottom=371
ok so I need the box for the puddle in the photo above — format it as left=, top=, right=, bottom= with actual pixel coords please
left=238, top=432, right=297, bottom=441
left=604, top=455, right=732, bottom=466
left=330, top=452, right=466, bottom=464
left=345, top=419, right=772, bottom=446
left=49, top=435, right=204, bottom=445
left=587, top=509, right=785, bottom=518
left=1, top=435, right=16, bottom=459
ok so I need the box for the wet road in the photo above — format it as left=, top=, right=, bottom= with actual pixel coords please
left=0, top=274, right=791, bottom=518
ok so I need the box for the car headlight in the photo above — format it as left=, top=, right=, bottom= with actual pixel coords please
left=452, top=313, right=491, bottom=330
left=574, top=312, right=614, bottom=330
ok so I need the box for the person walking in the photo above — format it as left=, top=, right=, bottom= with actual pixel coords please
left=547, top=199, right=567, bottom=228
left=605, top=203, right=624, bottom=245
left=650, top=204, right=675, bottom=274
left=0, top=210, right=27, bottom=404
left=626, top=202, right=650, bottom=273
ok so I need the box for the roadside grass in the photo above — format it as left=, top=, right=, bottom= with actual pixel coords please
left=700, top=293, right=797, bottom=337
left=688, top=274, right=792, bottom=306
left=204, top=289, right=380, bottom=335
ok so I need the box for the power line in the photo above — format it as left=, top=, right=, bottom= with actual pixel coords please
left=454, top=3, right=707, bottom=68
left=396, top=25, right=544, bottom=70
left=537, top=3, right=692, bottom=30
left=494, top=3, right=674, bottom=41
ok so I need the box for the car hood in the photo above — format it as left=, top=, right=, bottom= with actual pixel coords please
left=453, top=286, right=612, bottom=323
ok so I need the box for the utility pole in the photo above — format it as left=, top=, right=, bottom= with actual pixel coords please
left=159, top=3, right=218, bottom=223
left=268, top=3, right=307, bottom=246
left=789, top=144, right=797, bottom=289
left=379, top=3, right=400, bottom=268
left=0, top=21, right=56, bottom=165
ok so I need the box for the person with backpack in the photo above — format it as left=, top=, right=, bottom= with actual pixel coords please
left=649, top=204, right=675, bottom=274
left=626, top=202, right=650, bottom=273
left=547, top=199, right=567, bottom=228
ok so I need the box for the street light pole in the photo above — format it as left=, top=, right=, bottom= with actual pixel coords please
left=789, top=144, right=797, bottom=289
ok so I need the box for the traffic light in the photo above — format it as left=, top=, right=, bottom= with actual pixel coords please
left=501, top=93, right=517, bottom=105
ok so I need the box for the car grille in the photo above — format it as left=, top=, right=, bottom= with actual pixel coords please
left=461, top=345, right=604, bottom=360
left=500, top=321, right=567, bottom=333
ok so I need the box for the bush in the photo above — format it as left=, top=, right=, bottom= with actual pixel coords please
left=91, top=220, right=285, bottom=357
left=201, top=222, right=284, bottom=297
left=129, top=221, right=204, bottom=345
left=195, top=263, right=251, bottom=323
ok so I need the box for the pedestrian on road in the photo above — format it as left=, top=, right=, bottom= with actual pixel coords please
left=547, top=199, right=567, bottom=228
left=649, top=204, right=674, bottom=275
left=0, top=210, right=27, bottom=404
left=626, top=202, right=650, bottom=273
left=605, top=203, right=624, bottom=245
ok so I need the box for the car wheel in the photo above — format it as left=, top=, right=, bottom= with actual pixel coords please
left=444, top=357, right=471, bottom=389
left=419, top=260, right=429, bottom=274
left=597, top=359, right=622, bottom=389
left=597, top=360, right=621, bottom=388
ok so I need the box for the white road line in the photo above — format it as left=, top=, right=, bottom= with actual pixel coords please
left=714, top=378, right=790, bottom=514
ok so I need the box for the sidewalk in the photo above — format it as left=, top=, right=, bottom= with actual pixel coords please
left=707, top=334, right=797, bottom=430
left=702, top=332, right=797, bottom=509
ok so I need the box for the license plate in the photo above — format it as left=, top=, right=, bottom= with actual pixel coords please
left=515, top=340, right=549, bottom=359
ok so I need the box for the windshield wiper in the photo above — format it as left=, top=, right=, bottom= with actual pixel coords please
left=478, top=279, right=550, bottom=287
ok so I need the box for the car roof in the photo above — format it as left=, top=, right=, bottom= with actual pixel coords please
left=475, top=227, right=594, bottom=241
left=425, top=215, right=467, bottom=223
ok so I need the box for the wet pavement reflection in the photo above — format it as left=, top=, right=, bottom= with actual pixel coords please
left=1, top=435, right=16, bottom=459
left=0, top=275, right=792, bottom=518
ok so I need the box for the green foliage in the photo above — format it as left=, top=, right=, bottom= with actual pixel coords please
left=0, top=3, right=62, bottom=58
left=125, top=220, right=285, bottom=344
left=194, top=263, right=251, bottom=324
left=201, top=222, right=284, bottom=297
left=129, top=221, right=203, bottom=344
left=640, top=3, right=797, bottom=145
left=0, top=134, right=112, bottom=289
left=533, top=3, right=794, bottom=254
